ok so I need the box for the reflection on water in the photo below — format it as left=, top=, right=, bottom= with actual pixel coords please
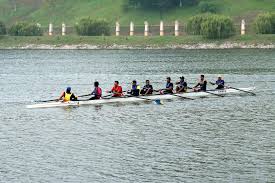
left=0, top=49, right=275, bottom=182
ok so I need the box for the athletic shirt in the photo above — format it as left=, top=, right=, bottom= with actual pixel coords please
left=216, top=79, right=224, bottom=86
left=198, top=80, right=207, bottom=91
left=132, top=84, right=140, bottom=90
left=64, top=92, right=72, bottom=102
left=92, top=87, right=102, bottom=99
left=131, top=84, right=140, bottom=96
left=179, top=81, right=187, bottom=88
left=143, top=84, right=153, bottom=90
left=166, top=82, right=173, bottom=89
left=111, top=85, right=123, bottom=97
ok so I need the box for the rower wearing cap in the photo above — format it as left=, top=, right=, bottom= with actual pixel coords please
left=110, top=81, right=123, bottom=97
left=176, top=76, right=188, bottom=93
left=58, top=87, right=78, bottom=102
left=160, top=77, right=174, bottom=94
left=90, top=81, right=102, bottom=100
left=140, top=80, right=153, bottom=95
left=211, top=76, right=225, bottom=89
left=193, top=75, right=207, bottom=92
left=128, top=80, right=140, bottom=96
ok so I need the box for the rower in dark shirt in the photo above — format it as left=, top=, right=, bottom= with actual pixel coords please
left=140, top=80, right=153, bottom=95
left=160, top=77, right=173, bottom=94
left=176, top=76, right=188, bottom=93
left=193, top=75, right=207, bottom=92
left=211, top=76, right=225, bottom=89
left=128, top=80, right=140, bottom=96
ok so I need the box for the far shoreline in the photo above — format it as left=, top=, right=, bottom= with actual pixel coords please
left=1, top=35, right=275, bottom=50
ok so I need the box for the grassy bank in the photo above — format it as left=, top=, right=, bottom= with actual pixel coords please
left=1, top=34, right=275, bottom=49
left=1, top=0, right=275, bottom=26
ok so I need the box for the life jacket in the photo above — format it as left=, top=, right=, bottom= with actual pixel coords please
left=112, top=85, right=123, bottom=97
left=96, top=87, right=102, bottom=98
left=64, top=92, right=72, bottom=102
left=131, top=85, right=140, bottom=96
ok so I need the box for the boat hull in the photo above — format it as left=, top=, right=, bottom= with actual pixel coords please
left=26, top=87, right=255, bottom=109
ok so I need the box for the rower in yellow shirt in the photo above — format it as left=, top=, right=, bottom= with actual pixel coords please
left=58, top=87, right=78, bottom=102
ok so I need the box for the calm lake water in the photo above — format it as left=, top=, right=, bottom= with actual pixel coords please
left=0, top=49, right=275, bottom=182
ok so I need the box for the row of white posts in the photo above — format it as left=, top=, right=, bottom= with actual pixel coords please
left=48, top=20, right=247, bottom=36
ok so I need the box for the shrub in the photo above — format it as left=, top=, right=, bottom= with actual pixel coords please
left=127, top=0, right=198, bottom=10
left=0, top=21, right=6, bottom=35
left=9, top=22, right=43, bottom=36
left=186, top=14, right=209, bottom=35
left=254, top=13, right=275, bottom=34
left=75, top=18, right=111, bottom=36
left=200, top=15, right=235, bottom=39
left=198, top=1, right=218, bottom=13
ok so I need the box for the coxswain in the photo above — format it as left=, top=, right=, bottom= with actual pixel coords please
left=176, top=76, right=188, bottom=93
left=193, top=75, right=207, bottom=92
left=140, top=80, right=153, bottom=95
left=90, top=81, right=102, bottom=100
left=110, top=81, right=123, bottom=97
left=210, top=76, right=225, bottom=89
left=160, top=77, right=174, bottom=94
left=58, top=87, right=78, bottom=102
left=128, top=80, right=140, bottom=96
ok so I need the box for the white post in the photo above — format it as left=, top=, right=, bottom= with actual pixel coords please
left=175, top=20, right=179, bottom=36
left=49, top=23, right=53, bottom=36
left=144, top=21, right=149, bottom=36
left=160, top=21, right=164, bottom=36
left=116, top=21, right=120, bottom=36
left=62, top=23, right=66, bottom=36
left=241, top=19, right=246, bottom=35
left=130, top=21, right=134, bottom=36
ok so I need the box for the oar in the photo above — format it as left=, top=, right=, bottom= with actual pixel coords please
left=172, top=94, right=195, bottom=100
left=34, top=99, right=59, bottom=103
left=77, top=94, right=92, bottom=98
left=228, top=86, right=256, bottom=96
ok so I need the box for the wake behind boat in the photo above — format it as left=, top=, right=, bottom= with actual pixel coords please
left=26, top=87, right=255, bottom=109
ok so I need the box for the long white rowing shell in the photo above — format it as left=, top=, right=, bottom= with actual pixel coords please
left=26, top=87, right=255, bottom=109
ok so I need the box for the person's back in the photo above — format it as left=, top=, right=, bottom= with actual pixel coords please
left=59, top=87, right=78, bottom=102
left=90, top=81, right=102, bottom=100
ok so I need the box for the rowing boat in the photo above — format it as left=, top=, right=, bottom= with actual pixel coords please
left=26, top=87, right=255, bottom=109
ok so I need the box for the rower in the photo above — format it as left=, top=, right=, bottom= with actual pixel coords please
left=210, top=76, right=225, bottom=89
left=160, top=77, right=174, bottom=94
left=193, top=75, right=207, bottom=92
left=90, top=81, right=102, bottom=100
left=176, top=76, right=187, bottom=93
left=140, top=80, right=153, bottom=95
left=128, top=80, right=140, bottom=96
left=58, top=87, right=78, bottom=102
left=110, top=81, right=123, bottom=97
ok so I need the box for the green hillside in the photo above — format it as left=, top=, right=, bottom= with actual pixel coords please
left=0, top=0, right=275, bottom=26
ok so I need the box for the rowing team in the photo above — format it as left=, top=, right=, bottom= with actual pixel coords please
left=58, top=75, right=225, bottom=102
